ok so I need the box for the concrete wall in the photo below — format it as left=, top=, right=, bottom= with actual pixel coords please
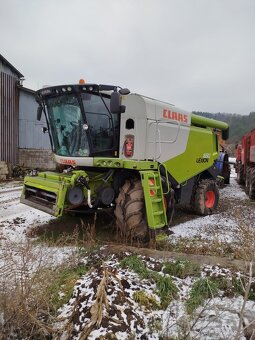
left=19, top=148, right=55, bottom=170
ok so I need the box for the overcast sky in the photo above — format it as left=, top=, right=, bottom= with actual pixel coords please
left=1, top=0, right=254, bottom=115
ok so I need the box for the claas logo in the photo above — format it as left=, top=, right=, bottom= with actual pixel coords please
left=163, top=109, right=188, bottom=123
left=60, top=159, right=76, bottom=166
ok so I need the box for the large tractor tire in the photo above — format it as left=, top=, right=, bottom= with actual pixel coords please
left=249, top=168, right=255, bottom=199
left=236, top=164, right=244, bottom=185
left=114, top=179, right=148, bottom=240
left=222, top=153, right=231, bottom=185
left=245, top=167, right=251, bottom=194
left=192, top=179, right=219, bottom=215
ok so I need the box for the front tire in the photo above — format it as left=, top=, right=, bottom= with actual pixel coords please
left=245, top=167, right=251, bottom=194
left=249, top=168, right=255, bottom=199
left=192, top=179, right=219, bottom=215
left=114, top=179, right=148, bottom=240
left=236, top=163, right=244, bottom=185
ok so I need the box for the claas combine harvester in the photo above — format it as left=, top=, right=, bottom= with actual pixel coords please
left=21, top=82, right=229, bottom=240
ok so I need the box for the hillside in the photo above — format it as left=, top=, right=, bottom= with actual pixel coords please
left=193, top=111, right=255, bottom=144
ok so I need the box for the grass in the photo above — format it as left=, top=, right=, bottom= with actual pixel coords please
left=120, top=255, right=178, bottom=308
left=163, top=259, right=201, bottom=278
left=49, top=264, right=88, bottom=312
left=156, top=275, right=178, bottom=308
left=203, top=275, right=255, bottom=301
left=133, top=290, right=160, bottom=310
left=186, top=278, right=219, bottom=314
left=120, top=255, right=148, bottom=278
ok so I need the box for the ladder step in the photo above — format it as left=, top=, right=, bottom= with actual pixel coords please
left=151, top=198, right=162, bottom=203
left=150, top=223, right=165, bottom=229
left=153, top=210, right=164, bottom=216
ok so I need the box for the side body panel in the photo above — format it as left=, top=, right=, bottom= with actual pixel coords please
left=163, top=126, right=218, bottom=184
left=119, top=93, right=219, bottom=184
left=119, top=94, right=191, bottom=165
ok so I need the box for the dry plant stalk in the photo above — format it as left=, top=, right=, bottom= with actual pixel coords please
left=235, top=261, right=254, bottom=340
left=80, top=268, right=110, bottom=339
left=0, top=236, right=81, bottom=339
left=80, top=214, right=97, bottom=246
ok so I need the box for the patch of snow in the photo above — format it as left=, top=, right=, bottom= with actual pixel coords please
left=0, top=185, right=54, bottom=242
left=229, top=157, right=236, bottom=164
left=169, top=213, right=239, bottom=243
left=221, top=171, right=247, bottom=200
left=169, top=170, right=251, bottom=244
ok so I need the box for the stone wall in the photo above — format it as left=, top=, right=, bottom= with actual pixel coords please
left=18, top=149, right=56, bottom=170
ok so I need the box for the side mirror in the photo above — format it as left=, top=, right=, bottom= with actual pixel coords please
left=222, top=127, right=229, bottom=141
left=37, top=106, right=43, bottom=121
left=119, top=88, right=130, bottom=95
left=110, top=92, right=126, bottom=114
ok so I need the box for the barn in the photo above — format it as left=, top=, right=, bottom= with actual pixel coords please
left=0, top=54, right=54, bottom=178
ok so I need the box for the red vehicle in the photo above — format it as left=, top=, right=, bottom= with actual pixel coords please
left=236, top=129, right=255, bottom=198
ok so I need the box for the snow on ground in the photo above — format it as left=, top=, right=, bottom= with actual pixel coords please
left=169, top=168, right=254, bottom=244
left=0, top=184, right=77, bottom=281
left=0, top=185, right=54, bottom=241
left=56, top=254, right=255, bottom=340
left=1, top=169, right=255, bottom=339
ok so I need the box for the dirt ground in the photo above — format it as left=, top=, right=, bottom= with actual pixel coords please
left=1, top=169, right=255, bottom=339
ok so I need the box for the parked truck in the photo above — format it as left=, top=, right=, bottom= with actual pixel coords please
left=236, top=129, right=255, bottom=198
left=20, top=82, right=229, bottom=240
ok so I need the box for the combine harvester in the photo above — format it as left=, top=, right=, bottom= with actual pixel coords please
left=20, top=82, right=229, bottom=240
left=236, top=129, right=255, bottom=198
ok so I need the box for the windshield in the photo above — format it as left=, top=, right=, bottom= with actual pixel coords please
left=45, top=93, right=118, bottom=157
left=47, top=95, right=89, bottom=157
left=82, top=93, right=114, bottom=152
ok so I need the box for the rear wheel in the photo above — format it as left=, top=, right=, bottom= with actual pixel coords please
left=114, top=179, right=148, bottom=241
left=245, top=167, right=251, bottom=194
left=192, top=179, right=219, bottom=215
left=222, top=154, right=231, bottom=184
left=236, top=163, right=244, bottom=185
left=249, top=168, right=255, bottom=199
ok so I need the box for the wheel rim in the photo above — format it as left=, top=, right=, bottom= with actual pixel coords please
left=205, top=191, right=215, bottom=208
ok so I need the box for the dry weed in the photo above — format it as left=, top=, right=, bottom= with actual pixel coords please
left=0, top=235, right=85, bottom=338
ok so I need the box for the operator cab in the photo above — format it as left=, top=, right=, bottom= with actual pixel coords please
left=37, top=84, right=123, bottom=158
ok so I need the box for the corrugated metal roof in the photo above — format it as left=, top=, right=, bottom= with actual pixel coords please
left=18, top=85, right=36, bottom=94
left=0, top=54, right=24, bottom=78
